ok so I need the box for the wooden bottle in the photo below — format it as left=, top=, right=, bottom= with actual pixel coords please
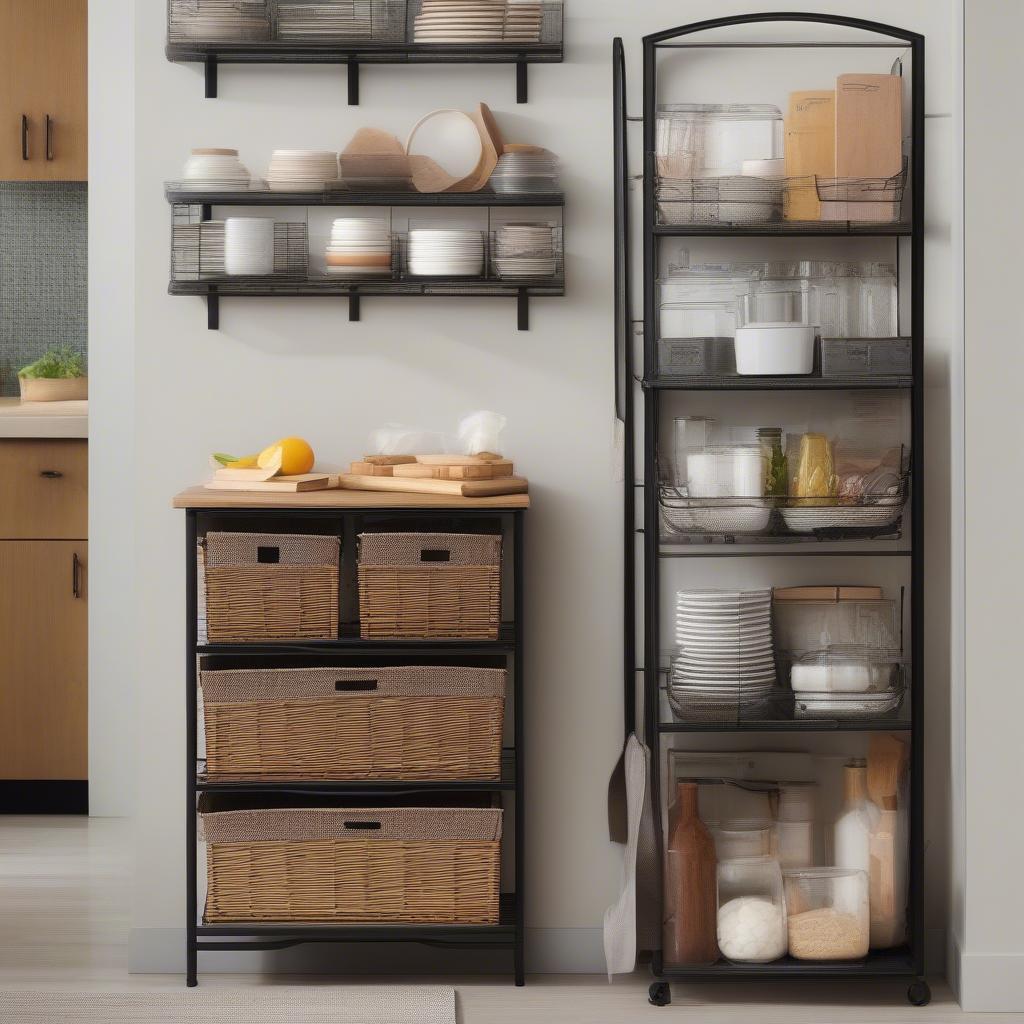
left=664, top=782, right=719, bottom=964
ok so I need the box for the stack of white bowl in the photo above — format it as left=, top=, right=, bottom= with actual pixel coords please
left=668, top=589, right=777, bottom=721
left=179, top=148, right=251, bottom=191
left=224, top=218, right=276, bottom=276
left=325, top=218, right=393, bottom=277
left=492, top=222, right=557, bottom=278
left=266, top=150, right=339, bottom=192
left=407, top=229, right=485, bottom=277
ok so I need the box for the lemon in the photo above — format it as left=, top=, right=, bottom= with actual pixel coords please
left=213, top=452, right=259, bottom=468
left=258, top=437, right=315, bottom=476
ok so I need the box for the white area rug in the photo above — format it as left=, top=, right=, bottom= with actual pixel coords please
left=0, top=986, right=457, bottom=1023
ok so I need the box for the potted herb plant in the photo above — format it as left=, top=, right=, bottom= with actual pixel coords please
left=18, top=347, right=88, bottom=402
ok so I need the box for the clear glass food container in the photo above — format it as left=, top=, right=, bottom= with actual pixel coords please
left=784, top=867, right=869, bottom=960
left=711, top=820, right=776, bottom=862
left=716, top=857, right=787, bottom=963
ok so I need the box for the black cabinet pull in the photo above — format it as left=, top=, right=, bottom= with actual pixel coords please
left=40, top=469, right=63, bottom=479
left=72, top=552, right=81, bottom=599
left=343, top=821, right=381, bottom=830
left=45, top=114, right=53, bottom=161
left=21, top=114, right=28, bottom=160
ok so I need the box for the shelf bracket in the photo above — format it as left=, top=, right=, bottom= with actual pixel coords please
left=207, top=292, right=220, bottom=331
left=515, top=61, right=528, bottom=103
left=516, top=289, right=529, bottom=331
left=200, top=203, right=212, bottom=223
left=348, top=292, right=360, bottom=322
left=347, top=61, right=359, bottom=105
left=204, top=56, right=218, bottom=99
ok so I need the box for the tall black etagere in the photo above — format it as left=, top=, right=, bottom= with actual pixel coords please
left=178, top=497, right=526, bottom=987
left=614, top=14, right=927, bottom=1007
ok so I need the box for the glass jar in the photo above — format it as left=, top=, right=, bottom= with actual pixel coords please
left=756, top=427, right=788, bottom=497
left=784, top=867, right=869, bottom=960
left=716, top=857, right=787, bottom=963
left=711, top=820, right=775, bottom=862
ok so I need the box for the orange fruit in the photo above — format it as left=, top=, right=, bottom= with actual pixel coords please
left=258, top=437, right=314, bottom=475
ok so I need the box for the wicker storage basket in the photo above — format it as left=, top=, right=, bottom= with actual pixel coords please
left=357, top=533, right=502, bottom=640
left=200, top=666, right=506, bottom=780
left=202, top=532, right=340, bottom=642
left=200, top=805, right=502, bottom=924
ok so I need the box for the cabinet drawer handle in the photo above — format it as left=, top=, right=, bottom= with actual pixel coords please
left=72, top=552, right=81, bottom=599
left=40, top=469, right=64, bottom=479
left=45, top=114, right=53, bottom=161
left=21, top=114, right=28, bottom=160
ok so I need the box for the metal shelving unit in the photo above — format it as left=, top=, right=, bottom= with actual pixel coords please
left=614, top=13, right=928, bottom=1008
left=165, top=187, right=565, bottom=330
left=181, top=502, right=526, bottom=987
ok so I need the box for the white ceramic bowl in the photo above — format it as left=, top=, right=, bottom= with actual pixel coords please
left=734, top=321, right=817, bottom=375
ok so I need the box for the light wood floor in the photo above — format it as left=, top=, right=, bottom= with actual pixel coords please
left=0, top=816, right=985, bottom=1021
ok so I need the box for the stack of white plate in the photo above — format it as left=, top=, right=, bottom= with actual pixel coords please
left=412, top=0, right=542, bottom=42
left=325, top=218, right=393, bottom=277
left=489, top=150, right=560, bottom=194
left=266, top=150, right=339, bottom=192
left=178, top=149, right=251, bottom=191
left=407, top=229, right=485, bottom=277
left=668, top=589, right=777, bottom=721
left=168, top=0, right=271, bottom=42
left=492, top=222, right=557, bottom=278
left=780, top=502, right=903, bottom=534
left=224, top=217, right=275, bottom=276
left=276, top=0, right=400, bottom=39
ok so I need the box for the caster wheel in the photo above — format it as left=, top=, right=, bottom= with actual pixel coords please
left=907, top=980, right=931, bottom=1007
left=648, top=981, right=671, bottom=1007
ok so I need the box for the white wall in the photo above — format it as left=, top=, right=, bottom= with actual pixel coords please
left=956, top=0, right=1024, bottom=1011
left=88, top=0, right=955, bottom=974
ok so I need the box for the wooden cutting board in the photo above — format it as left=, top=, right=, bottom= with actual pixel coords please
left=829, top=73, right=903, bottom=222
left=340, top=473, right=528, bottom=497
left=783, top=90, right=835, bottom=222
left=205, top=474, right=335, bottom=492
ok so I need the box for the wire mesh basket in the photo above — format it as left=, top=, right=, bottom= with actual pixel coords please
left=168, top=0, right=272, bottom=43
left=274, top=0, right=407, bottom=41
left=171, top=213, right=309, bottom=281
left=488, top=223, right=562, bottom=281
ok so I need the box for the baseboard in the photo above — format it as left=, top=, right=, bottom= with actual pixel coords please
left=956, top=946, right=1024, bottom=1012
left=130, top=927, right=606, bottom=976
left=0, top=780, right=87, bottom=814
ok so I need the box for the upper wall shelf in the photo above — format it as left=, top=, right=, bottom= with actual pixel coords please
left=164, top=185, right=564, bottom=207
left=166, top=2, right=565, bottom=103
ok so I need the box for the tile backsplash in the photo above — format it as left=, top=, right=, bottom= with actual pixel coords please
left=0, top=182, right=87, bottom=397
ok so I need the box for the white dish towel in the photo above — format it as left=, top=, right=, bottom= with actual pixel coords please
left=603, top=733, right=648, bottom=978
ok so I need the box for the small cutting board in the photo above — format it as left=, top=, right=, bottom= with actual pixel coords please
left=784, top=90, right=835, bottom=221
left=340, top=473, right=528, bottom=497
left=205, top=474, right=335, bottom=492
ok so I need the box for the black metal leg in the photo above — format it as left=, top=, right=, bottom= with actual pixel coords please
left=207, top=293, right=220, bottom=331
left=516, top=60, right=528, bottom=103
left=349, top=293, right=360, bottom=322
left=204, top=56, right=217, bottom=99
left=185, top=512, right=198, bottom=987
left=513, top=511, right=525, bottom=986
left=347, top=61, right=359, bottom=105
left=516, top=290, right=529, bottom=331
left=200, top=203, right=212, bottom=223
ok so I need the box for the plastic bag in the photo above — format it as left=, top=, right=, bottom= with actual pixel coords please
left=369, top=412, right=507, bottom=456
left=457, top=410, right=506, bottom=455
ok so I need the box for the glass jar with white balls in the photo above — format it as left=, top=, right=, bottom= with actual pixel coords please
left=716, top=856, right=787, bottom=963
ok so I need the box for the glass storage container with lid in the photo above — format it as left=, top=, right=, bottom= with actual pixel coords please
left=784, top=867, right=869, bottom=960
left=656, top=104, right=784, bottom=178
left=711, top=820, right=776, bottom=862
left=716, top=857, right=787, bottom=963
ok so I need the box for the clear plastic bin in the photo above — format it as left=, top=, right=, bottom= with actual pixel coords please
left=716, top=857, right=787, bottom=963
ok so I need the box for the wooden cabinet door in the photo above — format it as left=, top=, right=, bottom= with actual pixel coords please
left=0, top=541, right=87, bottom=779
left=0, top=0, right=87, bottom=181
left=0, top=440, right=88, bottom=539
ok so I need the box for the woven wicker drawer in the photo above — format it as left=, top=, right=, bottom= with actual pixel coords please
left=200, top=665, right=506, bottom=780
left=357, top=533, right=502, bottom=640
left=201, top=532, right=340, bottom=642
left=199, top=805, right=502, bottom=924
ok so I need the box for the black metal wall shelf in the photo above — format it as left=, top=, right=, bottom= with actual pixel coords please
left=165, top=41, right=563, bottom=104
left=182, top=505, right=526, bottom=986
left=615, top=13, right=928, bottom=1009
left=167, top=191, right=564, bottom=330
left=165, top=186, right=564, bottom=207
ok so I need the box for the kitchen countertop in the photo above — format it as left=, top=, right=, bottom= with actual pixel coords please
left=173, top=485, right=529, bottom=510
left=0, top=398, right=88, bottom=439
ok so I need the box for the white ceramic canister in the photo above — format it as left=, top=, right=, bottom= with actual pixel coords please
left=734, top=321, right=817, bottom=375
left=224, top=217, right=275, bottom=276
